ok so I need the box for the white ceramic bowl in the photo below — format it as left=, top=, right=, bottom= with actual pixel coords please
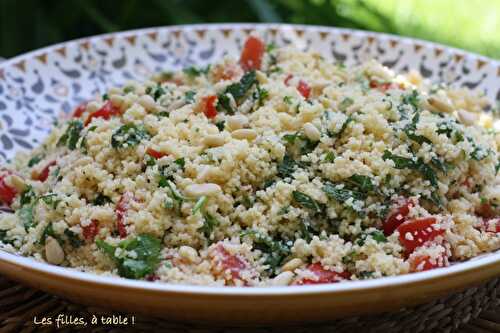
left=0, top=24, right=499, bottom=325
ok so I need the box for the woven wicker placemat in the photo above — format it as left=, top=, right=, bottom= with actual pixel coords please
left=0, top=275, right=499, bottom=333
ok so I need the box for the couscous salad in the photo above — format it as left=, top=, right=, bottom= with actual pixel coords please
left=0, top=36, right=499, bottom=286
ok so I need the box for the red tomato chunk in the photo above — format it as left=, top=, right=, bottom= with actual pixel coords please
left=0, top=171, right=17, bottom=206
left=297, top=80, right=311, bottom=99
left=409, top=251, right=448, bottom=272
left=82, top=219, right=99, bottom=241
left=85, top=101, right=121, bottom=126
left=383, top=199, right=415, bottom=236
left=72, top=103, right=87, bottom=118
left=239, top=36, right=265, bottom=71
left=212, top=244, right=248, bottom=281
left=202, top=95, right=218, bottom=119
left=116, top=192, right=133, bottom=238
left=295, top=263, right=350, bottom=285
left=34, top=160, right=56, bottom=182
left=397, top=217, right=444, bottom=255
left=146, top=148, right=167, bottom=159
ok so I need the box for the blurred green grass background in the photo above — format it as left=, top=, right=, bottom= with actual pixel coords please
left=1, top=0, right=498, bottom=59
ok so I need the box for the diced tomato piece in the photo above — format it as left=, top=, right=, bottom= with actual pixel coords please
left=284, top=74, right=294, bottom=86
left=146, top=274, right=160, bottom=281
left=202, top=95, right=218, bottom=119
left=34, top=160, right=57, bottom=182
left=146, top=148, right=167, bottom=159
left=116, top=192, right=133, bottom=238
left=397, top=217, right=444, bottom=255
left=409, top=251, right=448, bottom=272
left=297, top=80, right=311, bottom=99
left=82, top=219, right=99, bottom=241
left=370, top=80, right=402, bottom=91
left=0, top=171, right=17, bottom=206
left=72, top=103, right=87, bottom=118
left=295, top=263, right=350, bottom=285
left=239, top=36, right=265, bottom=71
left=284, top=75, right=311, bottom=99
left=84, top=101, right=121, bottom=126
left=476, top=202, right=496, bottom=219
left=212, top=243, right=248, bottom=281
left=383, top=198, right=416, bottom=236
left=483, top=218, right=500, bottom=233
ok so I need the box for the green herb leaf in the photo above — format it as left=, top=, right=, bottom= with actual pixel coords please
left=356, top=230, right=387, bottom=246
left=96, top=234, right=161, bottom=279
left=185, top=90, right=196, bottom=103
left=20, top=186, right=36, bottom=206
left=383, top=150, right=437, bottom=187
left=225, top=70, right=257, bottom=102
left=57, top=120, right=83, bottom=150
left=93, top=193, right=112, bottom=206
left=198, top=212, right=219, bottom=239
left=27, top=155, right=43, bottom=167
left=240, top=230, right=290, bottom=274
left=346, top=174, right=375, bottom=193
left=64, top=229, right=83, bottom=248
left=145, top=84, right=166, bottom=101
left=111, top=124, right=151, bottom=149
left=404, top=112, right=432, bottom=145
left=182, top=65, right=210, bottom=79
left=324, top=151, right=335, bottom=163
left=339, top=97, right=354, bottom=111
left=192, top=196, right=207, bottom=215
left=277, top=154, right=297, bottom=178
left=39, top=223, right=56, bottom=245
left=215, top=121, right=225, bottom=131
left=39, top=193, right=59, bottom=207
left=292, top=191, right=322, bottom=213
left=18, top=205, right=34, bottom=230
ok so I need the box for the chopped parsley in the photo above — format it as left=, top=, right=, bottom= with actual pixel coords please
left=339, top=97, right=354, bottom=111
left=404, top=112, right=431, bottom=145
left=182, top=65, right=210, bottom=79
left=64, top=229, right=83, bottom=248
left=27, top=155, right=43, bottom=167
left=241, top=230, right=290, bottom=274
left=96, top=234, right=161, bottom=279
left=184, top=90, right=196, bottom=104
left=145, top=84, right=166, bottom=101
left=93, top=194, right=112, bottom=206
left=292, top=191, right=322, bottom=213
left=111, top=124, right=151, bottom=149
left=198, top=212, right=219, bottom=239
left=356, top=230, right=387, bottom=246
left=382, top=150, right=438, bottom=187
left=57, top=120, right=83, bottom=150
left=217, top=70, right=257, bottom=114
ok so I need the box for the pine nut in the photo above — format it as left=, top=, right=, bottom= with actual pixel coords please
left=204, top=134, right=225, bottom=147
left=231, top=129, right=257, bottom=140
left=179, top=246, right=199, bottom=263
left=457, top=109, right=478, bottom=126
left=45, top=236, right=64, bottom=265
left=303, top=123, right=321, bottom=141
left=227, top=115, right=249, bottom=131
left=428, top=96, right=453, bottom=113
left=271, top=271, right=294, bottom=286
left=282, top=258, right=303, bottom=271
left=185, top=183, right=221, bottom=197
left=138, top=94, right=157, bottom=111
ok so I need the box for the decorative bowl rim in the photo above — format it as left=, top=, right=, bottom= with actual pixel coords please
left=0, top=23, right=499, bottom=296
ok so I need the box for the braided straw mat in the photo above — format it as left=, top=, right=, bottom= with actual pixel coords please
left=0, top=275, right=499, bottom=333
